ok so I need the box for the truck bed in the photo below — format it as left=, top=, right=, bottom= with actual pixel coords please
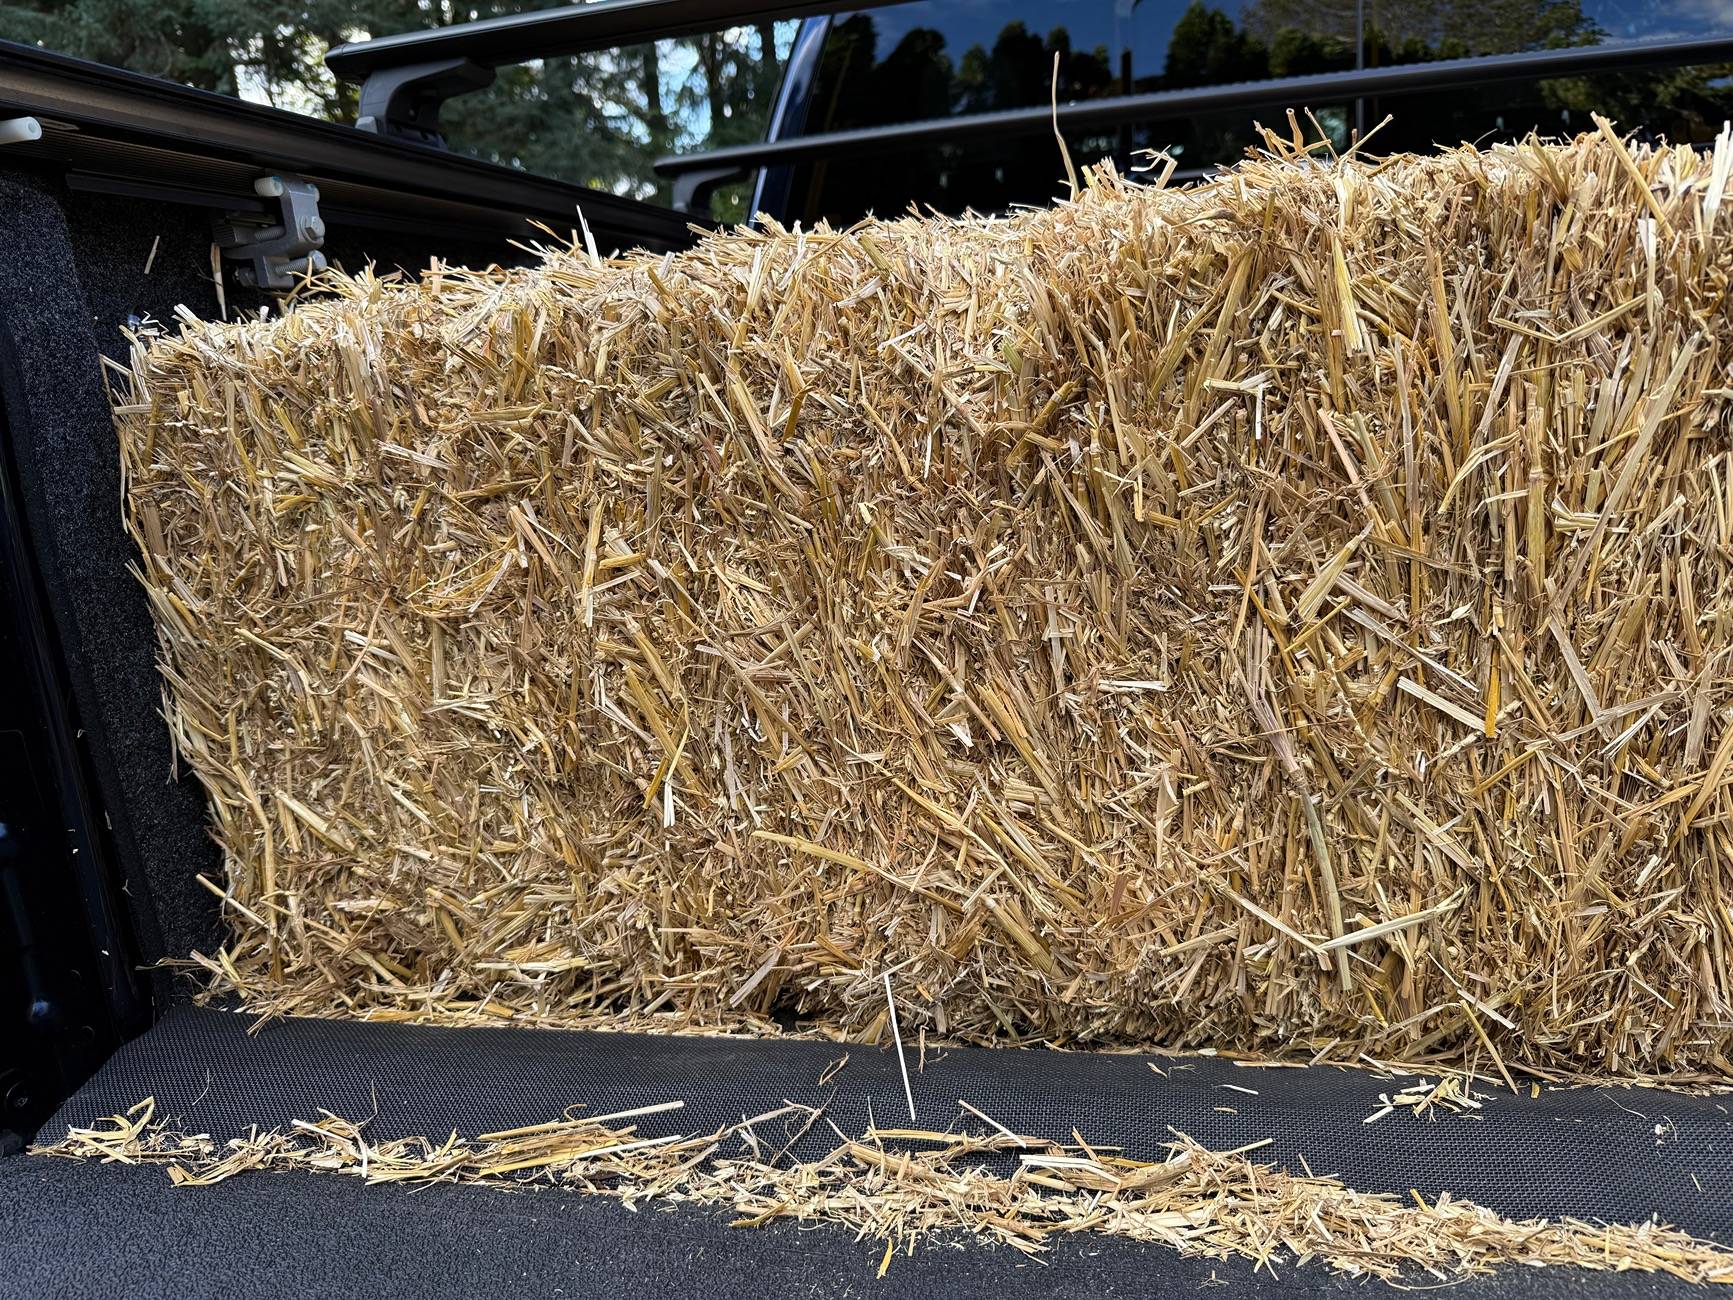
left=3, top=35, right=1730, bottom=1300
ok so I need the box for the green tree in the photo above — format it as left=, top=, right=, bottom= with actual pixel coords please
left=954, top=21, right=1114, bottom=115
left=1239, top=0, right=1601, bottom=64
left=1165, top=1, right=1267, bottom=87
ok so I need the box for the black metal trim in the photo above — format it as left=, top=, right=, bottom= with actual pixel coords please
left=748, top=14, right=830, bottom=221
left=0, top=41, right=697, bottom=251
left=327, top=0, right=905, bottom=79
left=0, top=318, right=144, bottom=1137
left=64, top=170, right=272, bottom=213
left=656, top=34, right=1733, bottom=180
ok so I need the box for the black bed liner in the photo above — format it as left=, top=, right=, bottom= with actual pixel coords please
left=16, top=1003, right=1730, bottom=1298
left=4, top=1154, right=1665, bottom=1300
left=41, top=1003, right=1733, bottom=1237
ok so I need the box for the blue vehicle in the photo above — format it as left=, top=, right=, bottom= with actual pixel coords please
left=323, top=0, right=1733, bottom=222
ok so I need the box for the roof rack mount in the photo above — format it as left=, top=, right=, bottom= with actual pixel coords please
left=354, top=58, right=494, bottom=148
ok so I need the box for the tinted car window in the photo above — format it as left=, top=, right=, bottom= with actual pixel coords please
left=778, top=0, right=1733, bottom=225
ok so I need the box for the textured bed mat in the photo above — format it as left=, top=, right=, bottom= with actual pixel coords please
left=9, top=1151, right=1705, bottom=1300
left=40, top=1005, right=1733, bottom=1241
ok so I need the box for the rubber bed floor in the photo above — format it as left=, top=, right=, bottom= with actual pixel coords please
left=8, top=1004, right=1731, bottom=1297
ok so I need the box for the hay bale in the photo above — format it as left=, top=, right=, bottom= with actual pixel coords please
left=117, top=126, right=1733, bottom=1079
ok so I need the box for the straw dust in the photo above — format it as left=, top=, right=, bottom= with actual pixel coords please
left=34, top=1096, right=1733, bottom=1283
left=116, top=125, right=1733, bottom=1079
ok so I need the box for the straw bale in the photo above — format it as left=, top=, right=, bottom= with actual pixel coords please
left=116, top=125, right=1733, bottom=1078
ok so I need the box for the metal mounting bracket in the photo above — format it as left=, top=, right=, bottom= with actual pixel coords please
left=670, top=163, right=750, bottom=215
left=354, top=58, right=495, bottom=147
left=213, top=175, right=328, bottom=292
